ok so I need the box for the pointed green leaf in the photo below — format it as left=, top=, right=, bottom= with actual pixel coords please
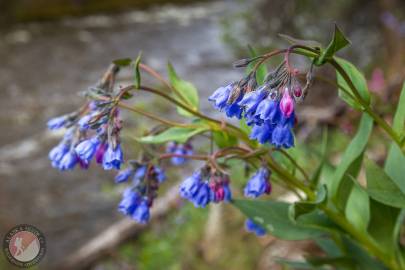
left=133, top=52, right=142, bottom=89
left=330, top=114, right=373, bottom=210
left=345, top=182, right=369, bottom=231
left=384, top=82, right=405, bottom=194
left=315, top=24, right=350, bottom=65
left=112, top=58, right=132, bottom=67
left=167, top=62, right=200, bottom=117
left=233, top=199, right=334, bottom=241
left=364, top=159, right=405, bottom=208
left=335, top=57, right=371, bottom=110
left=139, top=127, right=207, bottom=144
left=367, top=199, right=400, bottom=255
left=212, top=130, right=238, bottom=148
left=289, top=185, right=327, bottom=221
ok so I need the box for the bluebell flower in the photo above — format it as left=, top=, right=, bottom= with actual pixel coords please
left=208, top=84, right=232, bottom=111
left=225, top=93, right=244, bottom=119
left=132, top=199, right=150, bottom=224
left=191, top=182, right=210, bottom=208
left=271, top=124, right=294, bottom=148
left=74, top=137, right=100, bottom=163
left=244, top=111, right=263, bottom=126
left=245, top=219, right=266, bottom=237
left=237, top=88, right=267, bottom=114
left=118, top=188, right=140, bottom=215
left=244, top=168, right=271, bottom=198
left=171, top=147, right=187, bottom=165
left=223, top=183, right=232, bottom=202
left=133, top=165, right=147, bottom=185
left=249, top=121, right=274, bottom=144
left=102, top=143, right=124, bottom=170
left=115, top=167, right=134, bottom=183
left=154, top=166, right=166, bottom=183
left=47, top=116, right=67, bottom=130
left=58, top=151, right=78, bottom=171
left=179, top=172, right=202, bottom=199
left=49, top=143, right=69, bottom=168
left=255, top=99, right=279, bottom=122
left=77, top=114, right=93, bottom=131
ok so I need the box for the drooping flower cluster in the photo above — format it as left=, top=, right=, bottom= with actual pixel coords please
left=245, top=219, right=267, bottom=236
left=115, top=162, right=166, bottom=223
left=47, top=98, right=124, bottom=171
left=166, top=141, right=193, bottom=166
left=209, top=61, right=309, bottom=148
left=244, top=167, right=272, bottom=198
left=179, top=167, right=232, bottom=207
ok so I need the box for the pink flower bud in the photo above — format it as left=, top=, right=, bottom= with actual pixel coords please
left=279, top=88, right=294, bottom=117
left=215, top=188, right=225, bottom=202
left=265, top=181, right=272, bottom=194
left=293, top=86, right=302, bottom=98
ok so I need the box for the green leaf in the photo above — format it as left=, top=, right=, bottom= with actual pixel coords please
left=310, top=128, right=328, bottom=189
left=247, top=46, right=267, bottom=84
left=278, top=33, right=322, bottom=49
left=113, top=58, right=132, bottom=67
left=344, top=181, right=369, bottom=231
left=289, top=185, right=327, bottom=221
left=233, top=199, right=334, bottom=241
left=139, top=127, right=207, bottom=144
left=315, top=24, right=350, bottom=65
left=367, top=199, right=400, bottom=255
left=336, top=57, right=371, bottom=110
left=341, top=236, right=387, bottom=270
left=392, top=82, right=405, bottom=135
left=330, top=114, right=373, bottom=210
left=315, top=237, right=343, bottom=257
left=212, top=130, right=238, bottom=148
left=306, top=256, right=355, bottom=269
left=276, top=258, right=317, bottom=269
left=239, top=118, right=252, bottom=136
left=167, top=62, right=200, bottom=117
left=364, top=159, right=405, bottom=208
left=384, top=82, right=405, bottom=193
left=133, top=52, right=142, bottom=89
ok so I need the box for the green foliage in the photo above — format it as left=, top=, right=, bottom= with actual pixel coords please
left=330, top=114, right=373, bottom=210
left=315, top=24, right=350, bottom=65
left=233, top=199, right=335, bottom=241
left=133, top=52, right=142, bottom=89
left=212, top=130, right=238, bottom=148
left=139, top=126, right=207, bottom=144
left=335, top=57, right=371, bottom=110
left=247, top=46, right=267, bottom=84
left=167, top=62, right=200, bottom=117
left=288, top=185, right=327, bottom=221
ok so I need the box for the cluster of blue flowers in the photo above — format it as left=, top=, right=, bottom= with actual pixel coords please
left=244, top=167, right=272, bottom=198
left=47, top=100, right=124, bottom=171
left=209, top=62, right=305, bottom=149
left=179, top=168, right=232, bottom=208
left=115, top=163, right=166, bottom=223
left=166, top=142, right=193, bottom=166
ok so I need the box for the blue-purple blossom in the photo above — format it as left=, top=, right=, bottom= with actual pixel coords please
left=237, top=88, right=267, bottom=114
left=102, top=143, right=124, bottom=170
left=77, top=114, right=93, bottom=131
left=191, top=182, right=211, bottom=208
left=249, top=121, right=274, bottom=144
left=255, top=99, right=279, bottom=122
left=179, top=172, right=202, bottom=199
left=154, top=166, right=166, bottom=183
left=49, top=143, right=69, bottom=168
left=74, top=137, right=100, bottom=163
left=58, top=151, right=78, bottom=171
left=244, top=168, right=271, bottom=198
left=132, top=199, right=150, bottom=224
left=47, top=116, right=67, bottom=130
left=118, top=188, right=140, bottom=216
left=245, top=219, right=266, bottom=237
left=271, top=124, right=294, bottom=148
left=115, top=167, right=134, bottom=183
left=133, top=165, right=147, bottom=185
left=209, top=84, right=244, bottom=119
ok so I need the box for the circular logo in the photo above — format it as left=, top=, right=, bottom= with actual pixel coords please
left=3, top=224, right=46, bottom=268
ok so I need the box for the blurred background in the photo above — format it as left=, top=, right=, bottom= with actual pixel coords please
left=0, top=0, right=404, bottom=269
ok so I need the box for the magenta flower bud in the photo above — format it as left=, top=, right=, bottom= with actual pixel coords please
left=293, top=86, right=302, bottom=98
left=279, top=88, right=294, bottom=117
